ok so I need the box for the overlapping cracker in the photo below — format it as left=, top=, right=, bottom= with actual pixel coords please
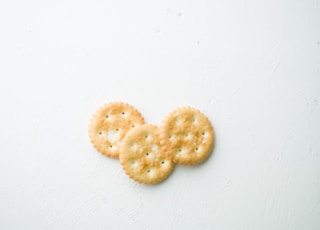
left=120, top=124, right=174, bottom=184
left=159, top=107, right=214, bottom=165
left=88, top=102, right=145, bottom=158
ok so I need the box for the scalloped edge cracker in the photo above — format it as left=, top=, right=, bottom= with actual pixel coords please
left=159, top=107, right=214, bottom=165
left=88, top=102, right=145, bottom=158
left=120, top=124, right=174, bottom=184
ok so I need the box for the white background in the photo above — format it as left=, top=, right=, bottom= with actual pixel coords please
left=1, top=0, right=320, bottom=229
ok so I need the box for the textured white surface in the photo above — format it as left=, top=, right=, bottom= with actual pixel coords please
left=0, top=0, right=320, bottom=229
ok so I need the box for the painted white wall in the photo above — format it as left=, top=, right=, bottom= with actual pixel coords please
left=0, top=0, right=319, bottom=229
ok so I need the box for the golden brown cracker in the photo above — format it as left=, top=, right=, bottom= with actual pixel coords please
left=159, top=107, right=214, bottom=165
left=88, top=102, right=145, bottom=158
left=120, top=124, right=174, bottom=184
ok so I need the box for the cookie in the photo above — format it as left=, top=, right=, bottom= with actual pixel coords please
left=88, top=102, right=145, bottom=158
left=159, top=107, right=214, bottom=165
left=120, top=124, right=174, bottom=184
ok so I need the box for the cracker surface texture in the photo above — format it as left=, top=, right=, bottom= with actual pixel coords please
left=160, top=107, right=214, bottom=165
left=120, top=124, right=174, bottom=184
left=88, top=102, right=145, bottom=158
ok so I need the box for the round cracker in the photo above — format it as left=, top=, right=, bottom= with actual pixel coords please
left=120, top=124, right=174, bottom=184
left=88, top=102, right=145, bottom=158
left=159, top=107, right=214, bottom=165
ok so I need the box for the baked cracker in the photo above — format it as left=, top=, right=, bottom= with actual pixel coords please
left=120, top=124, right=174, bottom=184
left=88, top=102, right=145, bottom=158
left=159, top=107, right=214, bottom=165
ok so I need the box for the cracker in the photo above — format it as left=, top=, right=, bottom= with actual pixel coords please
left=159, top=107, right=214, bottom=165
left=88, top=102, right=145, bottom=158
left=120, top=124, right=174, bottom=184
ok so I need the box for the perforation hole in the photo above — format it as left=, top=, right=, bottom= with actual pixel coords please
left=99, top=132, right=102, bottom=135
left=195, top=147, right=199, bottom=151
left=109, top=145, right=113, bottom=148
left=147, top=169, right=151, bottom=173
left=132, top=125, right=135, bottom=128
left=105, top=115, right=109, bottom=118
left=146, top=152, right=149, bottom=156
left=122, top=112, right=125, bottom=115
left=116, top=128, right=119, bottom=131
left=161, top=161, right=165, bottom=164
left=202, top=132, right=205, bottom=136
